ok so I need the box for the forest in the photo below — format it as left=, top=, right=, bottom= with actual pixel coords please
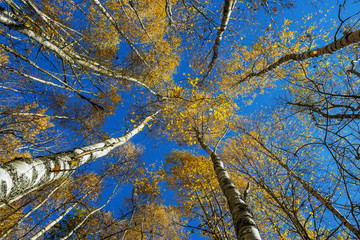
left=0, top=0, right=360, bottom=239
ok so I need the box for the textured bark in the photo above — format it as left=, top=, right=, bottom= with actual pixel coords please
left=0, top=185, right=41, bottom=209
left=197, top=137, right=261, bottom=240
left=0, top=9, right=158, bottom=97
left=238, top=30, right=360, bottom=83
left=0, top=113, right=156, bottom=203
left=204, top=0, right=236, bottom=78
left=348, top=69, right=360, bottom=78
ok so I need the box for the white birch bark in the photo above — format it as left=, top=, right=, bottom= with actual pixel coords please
left=0, top=43, right=94, bottom=95
left=59, top=182, right=120, bottom=240
left=30, top=204, right=76, bottom=240
left=0, top=179, right=69, bottom=240
left=0, top=185, right=41, bottom=209
left=9, top=112, right=70, bottom=119
left=0, top=11, right=159, bottom=97
left=90, top=0, right=149, bottom=67
left=205, top=0, right=236, bottom=78
left=29, top=183, right=95, bottom=240
left=239, top=30, right=360, bottom=83
left=197, top=136, right=261, bottom=240
left=0, top=112, right=157, bottom=204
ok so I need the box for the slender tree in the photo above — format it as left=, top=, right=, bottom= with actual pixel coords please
left=0, top=112, right=157, bottom=202
left=197, top=136, right=261, bottom=240
left=1, top=0, right=360, bottom=239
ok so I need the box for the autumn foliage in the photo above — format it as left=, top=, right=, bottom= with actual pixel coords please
left=0, top=0, right=360, bottom=239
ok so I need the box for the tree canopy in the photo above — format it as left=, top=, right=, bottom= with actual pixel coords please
left=0, top=0, right=360, bottom=239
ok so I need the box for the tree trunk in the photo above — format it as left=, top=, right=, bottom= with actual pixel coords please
left=238, top=30, right=360, bottom=83
left=197, top=136, right=261, bottom=240
left=248, top=133, right=360, bottom=239
left=60, top=181, right=119, bottom=240
left=205, top=0, right=236, bottom=77
left=29, top=185, right=94, bottom=240
left=0, top=113, right=156, bottom=203
left=0, top=8, right=158, bottom=96
left=0, top=179, right=69, bottom=240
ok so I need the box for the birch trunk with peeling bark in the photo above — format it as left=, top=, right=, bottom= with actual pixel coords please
left=0, top=113, right=156, bottom=204
left=205, top=0, right=236, bottom=78
left=197, top=136, right=261, bottom=240
left=239, top=30, right=360, bottom=84
left=0, top=7, right=158, bottom=97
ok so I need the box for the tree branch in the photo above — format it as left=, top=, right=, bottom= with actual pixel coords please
left=237, top=30, right=360, bottom=84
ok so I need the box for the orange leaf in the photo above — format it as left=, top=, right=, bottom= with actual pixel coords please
left=52, top=165, right=60, bottom=173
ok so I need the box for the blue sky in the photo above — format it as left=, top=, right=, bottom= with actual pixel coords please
left=93, top=1, right=352, bottom=238
left=2, top=0, right=358, bottom=238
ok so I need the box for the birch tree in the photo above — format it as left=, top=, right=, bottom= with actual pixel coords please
left=1, top=0, right=360, bottom=239
left=222, top=110, right=360, bottom=239
left=158, top=87, right=262, bottom=239
left=164, top=152, right=236, bottom=239
left=0, top=112, right=156, bottom=203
